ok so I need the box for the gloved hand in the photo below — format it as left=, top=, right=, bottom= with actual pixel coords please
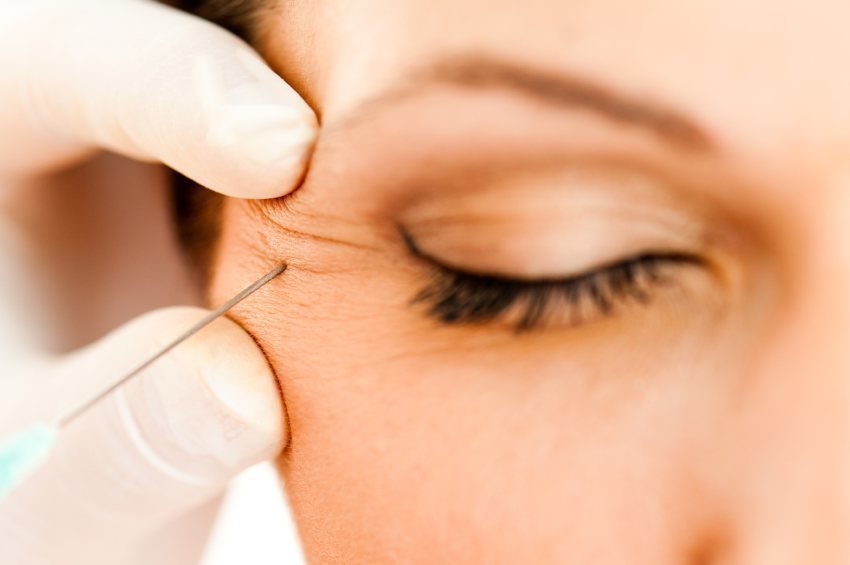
left=0, top=0, right=315, bottom=563
left=0, top=308, right=287, bottom=565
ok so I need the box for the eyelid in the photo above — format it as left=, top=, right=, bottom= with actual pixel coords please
left=398, top=165, right=709, bottom=280
left=400, top=223, right=700, bottom=283
left=402, top=226, right=704, bottom=331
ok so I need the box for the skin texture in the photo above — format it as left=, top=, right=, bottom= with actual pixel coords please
left=208, top=1, right=850, bottom=562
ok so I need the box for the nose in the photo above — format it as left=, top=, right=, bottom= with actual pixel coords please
left=721, top=209, right=850, bottom=564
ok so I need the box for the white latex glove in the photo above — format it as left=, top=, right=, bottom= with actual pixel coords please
left=0, top=0, right=315, bottom=563
left=1, top=0, right=316, bottom=195
left=0, top=308, right=287, bottom=565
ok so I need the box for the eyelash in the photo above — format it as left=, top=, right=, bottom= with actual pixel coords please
left=405, top=234, right=700, bottom=331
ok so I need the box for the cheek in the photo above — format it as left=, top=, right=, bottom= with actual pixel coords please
left=270, top=340, right=727, bottom=563
left=210, top=200, right=739, bottom=563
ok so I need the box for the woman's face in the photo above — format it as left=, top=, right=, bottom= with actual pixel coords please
left=209, top=1, right=850, bottom=562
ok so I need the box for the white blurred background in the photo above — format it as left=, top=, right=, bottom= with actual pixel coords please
left=202, top=463, right=304, bottom=564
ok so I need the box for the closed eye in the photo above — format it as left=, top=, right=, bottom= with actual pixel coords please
left=402, top=229, right=704, bottom=332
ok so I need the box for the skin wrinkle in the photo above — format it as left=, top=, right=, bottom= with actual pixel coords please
left=304, top=86, right=739, bottom=243
left=254, top=125, right=730, bottom=305
left=247, top=192, right=390, bottom=259
left=245, top=204, right=390, bottom=258
left=253, top=210, right=383, bottom=254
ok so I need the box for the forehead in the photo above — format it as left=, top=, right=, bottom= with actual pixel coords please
left=260, top=0, right=850, bottom=229
left=268, top=0, right=850, bottom=148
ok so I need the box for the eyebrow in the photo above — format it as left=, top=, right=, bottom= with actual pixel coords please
left=340, top=56, right=713, bottom=151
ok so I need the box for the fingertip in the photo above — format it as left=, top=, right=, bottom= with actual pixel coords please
left=5, top=0, right=320, bottom=196
left=141, top=307, right=287, bottom=451
left=116, top=307, right=287, bottom=463
left=190, top=47, right=319, bottom=199
left=184, top=314, right=286, bottom=449
left=68, top=305, right=291, bottom=491
left=201, top=119, right=317, bottom=199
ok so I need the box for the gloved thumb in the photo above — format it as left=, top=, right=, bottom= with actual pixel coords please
left=0, top=307, right=286, bottom=565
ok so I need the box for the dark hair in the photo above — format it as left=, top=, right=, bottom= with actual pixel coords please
left=177, top=0, right=266, bottom=39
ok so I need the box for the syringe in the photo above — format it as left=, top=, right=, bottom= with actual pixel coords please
left=0, top=264, right=286, bottom=501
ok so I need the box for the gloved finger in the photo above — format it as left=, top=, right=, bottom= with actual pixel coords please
left=0, top=307, right=286, bottom=565
left=0, top=0, right=317, bottom=198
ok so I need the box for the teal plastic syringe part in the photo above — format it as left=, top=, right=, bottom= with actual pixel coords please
left=0, top=424, right=58, bottom=500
